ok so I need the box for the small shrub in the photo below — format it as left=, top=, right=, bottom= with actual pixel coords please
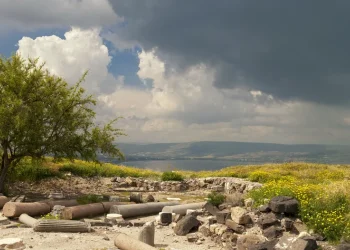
left=207, top=192, right=225, bottom=207
left=161, top=171, right=184, bottom=181
left=77, top=194, right=103, bottom=204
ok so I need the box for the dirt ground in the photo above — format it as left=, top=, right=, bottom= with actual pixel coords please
left=1, top=214, right=222, bottom=250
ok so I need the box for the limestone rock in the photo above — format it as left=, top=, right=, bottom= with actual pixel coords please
left=216, top=210, right=230, bottom=224
left=281, top=217, right=294, bottom=231
left=258, top=204, right=271, bottom=213
left=199, top=223, right=211, bottom=237
left=204, top=202, right=220, bottom=216
left=187, top=233, right=199, bottom=242
left=231, top=206, right=252, bottom=225
left=268, top=196, right=299, bottom=215
left=145, top=194, right=155, bottom=202
left=0, top=238, right=25, bottom=250
left=248, top=239, right=279, bottom=250
left=174, top=215, right=200, bottom=236
left=263, top=226, right=283, bottom=240
left=138, top=221, right=155, bottom=246
left=225, top=219, right=245, bottom=234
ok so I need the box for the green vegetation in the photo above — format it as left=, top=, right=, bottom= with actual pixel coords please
left=161, top=171, right=184, bottom=181
left=41, top=213, right=60, bottom=220
left=207, top=192, right=225, bottom=207
left=6, top=156, right=350, bottom=242
left=0, top=54, right=124, bottom=193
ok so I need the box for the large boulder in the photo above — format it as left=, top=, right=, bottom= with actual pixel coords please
left=231, top=206, right=252, bottom=225
left=174, top=215, right=200, bottom=236
left=268, top=196, right=299, bottom=215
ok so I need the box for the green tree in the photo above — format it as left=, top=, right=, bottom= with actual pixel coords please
left=0, top=54, right=125, bottom=192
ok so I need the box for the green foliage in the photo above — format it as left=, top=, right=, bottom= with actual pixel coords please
left=77, top=194, right=104, bottom=205
left=41, top=213, right=60, bottom=220
left=8, top=158, right=61, bottom=182
left=161, top=171, right=184, bottom=181
left=207, top=192, right=225, bottom=207
left=0, top=54, right=125, bottom=191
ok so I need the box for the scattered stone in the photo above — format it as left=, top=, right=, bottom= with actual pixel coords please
left=132, top=221, right=146, bottom=227
left=292, top=219, right=308, bottom=234
left=269, top=196, right=299, bottom=215
left=204, top=202, right=220, bottom=216
left=231, top=206, right=252, bottom=225
left=249, top=239, right=279, bottom=250
left=281, top=217, right=294, bottom=231
left=263, top=226, right=283, bottom=239
left=199, top=223, right=211, bottom=237
left=218, top=203, right=232, bottom=211
left=211, top=185, right=224, bottom=192
left=138, top=221, right=155, bottom=246
left=226, top=193, right=244, bottom=207
left=225, top=219, right=245, bottom=234
left=236, top=234, right=264, bottom=250
left=103, top=236, right=110, bottom=241
left=160, top=212, right=173, bottom=225
left=209, top=224, right=219, bottom=234
left=174, top=215, right=200, bottom=236
left=287, top=237, right=318, bottom=250
left=51, top=205, right=65, bottom=218
left=216, top=210, right=230, bottom=224
left=187, top=233, right=199, bottom=242
left=214, top=224, right=228, bottom=236
left=208, top=217, right=217, bottom=225
left=221, top=231, right=238, bottom=248
left=337, top=244, right=350, bottom=250
left=257, top=213, right=278, bottom=229
left=145, top=194, right=155, bottom=202
left=116, top=220, right=132, bottom=227
left=0, top=238, right=25, bottom=250
left=258, top=204, right=271, bottom=213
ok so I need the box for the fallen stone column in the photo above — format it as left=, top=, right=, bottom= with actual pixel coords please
left=19, top=214, right=38, bottom=227
left=33, top=219, right=91, bottom=233
left=162, top=202, right=206, bottom=215
left=3, top=202, right=51, bottom=217
left=62, top=202, right=132, bottom=220
left=114, top=233, right=157, bottom=250
left=0, top=196, right=9, bottom=209
left=110, top=202, right=179, bottom=218
left=2, top=200, right=80, bottom=218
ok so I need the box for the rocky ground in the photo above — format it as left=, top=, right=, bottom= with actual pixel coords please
left=0, top=176, right=346, bottom=250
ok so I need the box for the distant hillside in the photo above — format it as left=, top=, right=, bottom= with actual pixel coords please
left=103, top=141, right=350, bottom=164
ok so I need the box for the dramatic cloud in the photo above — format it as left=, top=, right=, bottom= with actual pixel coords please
left=17, top=27, right=122, bottom=93
left=108, top=0, right=350, bottom=105
left=0, top=0, right=119, bottom=31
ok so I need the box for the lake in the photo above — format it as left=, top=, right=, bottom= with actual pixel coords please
left=118, top=159, right=262, bottom=171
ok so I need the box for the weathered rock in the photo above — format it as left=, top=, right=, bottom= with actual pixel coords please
left=269, top=196, right=299, bottom=215
left=244, top=198, right=254, bottom=208
left=130, top=193, right=143, bottom=203
left=174, top=214, right=184, bottom=223
left=281, top=217, right=294, bottom=231
left=209, top=216, right=217, bottom=225
left=263, top=226, right=283, bottom=240
left=125, top=177, right=137, bottom=187
left=198, top=223, right=211, bottom=237
left=145, top=194, right=155, bottom=202
left=0, top=238, right=25, bottom=250
left=292, top=219, right=308, bottom=234
left=174, top=215, right=200, bottom=236
left=204, top=202, right=220, bottom=216
left=209, top=223, right=219, bottom=233
left=216, top=210, right=230, bottom=224
left=160, top=212, right=172, bottom=224
left=214, top=224, right=228, bottom=236
left=248, top=239, right=278, bottom=250
left=138, top=221, right=155, bottom=246
left=237, top=234, right=264, bottom=250
left=0, top=216, right=10, bottom=225
left=50, top=205, right=65, bottom=218
left=221, top=231, right=238, bottom=248
left=257, top=213, right=278, bottom=229
left=187, top=233, right=199, bottom=242
left=231, top=206, right=252, bottom=225
left=258, top=205, right=271, bottom=213
left=225, top=219, right=245, bottom=234
left=287, top=237, right=318, bottom=250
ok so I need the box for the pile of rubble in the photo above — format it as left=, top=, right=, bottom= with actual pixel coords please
left=112, top=177, right=262, bottom=193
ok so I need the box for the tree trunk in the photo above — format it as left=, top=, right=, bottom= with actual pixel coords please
left=0, top=152, right=10, bottom=194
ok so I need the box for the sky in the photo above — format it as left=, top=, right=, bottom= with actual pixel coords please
left=0, top=0, right=350, bottom=145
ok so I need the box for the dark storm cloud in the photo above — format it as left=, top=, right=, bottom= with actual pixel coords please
left=108, top=0, right=350, bottom=105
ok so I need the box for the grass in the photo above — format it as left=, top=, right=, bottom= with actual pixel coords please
left=207, top=191, right=225, bottom=207
left=7, top=158, right=350, bottom=242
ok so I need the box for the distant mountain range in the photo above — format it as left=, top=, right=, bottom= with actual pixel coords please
left=99, top=141, right=350, bottom=164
